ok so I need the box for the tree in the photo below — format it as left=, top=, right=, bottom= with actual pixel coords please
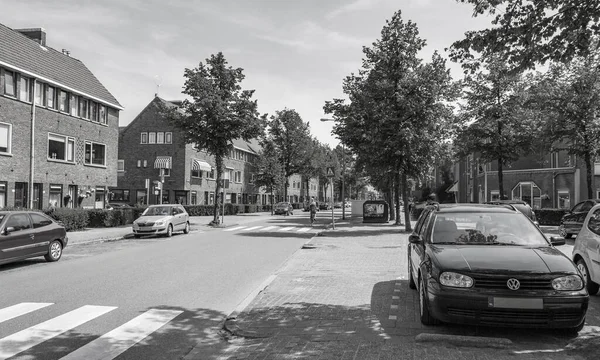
left=160, top=52, right=266, bottom=225
left=297, top=138, right=328, bottom=204
left=266, top=109, right=313, bottom=200
left=449, top=0, right=600, bottom=72
left=455, top=57, right=535, bottom=199
left=255, top=139, right=286, bottom=215
left=325, top=10, right=459, bottom=230
left=528, top=48, right=600, bottom=198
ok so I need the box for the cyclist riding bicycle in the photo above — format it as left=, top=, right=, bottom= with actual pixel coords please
left=309, top=197, right=317, bottom=226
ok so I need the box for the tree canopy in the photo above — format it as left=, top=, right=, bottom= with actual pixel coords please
left=161, top=52, right=266, bottom=224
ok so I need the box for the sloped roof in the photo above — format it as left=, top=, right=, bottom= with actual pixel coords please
left=0, top=23, right=122, bottom=109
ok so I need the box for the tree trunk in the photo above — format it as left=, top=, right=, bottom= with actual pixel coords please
left=585, top=151, right=594, bottom=199
left=498, top=160, right=504, bottom=200
left=270, top=187, right=274, bottom=215
left=402, top=173, right=412, bottom=232
left=284, top=177, right=289, bottom=201
left=394, top=171, right=402, bottom=225
left=387, top=173, right=395, bottom=222
left=213, top=155, right=223, bottom=224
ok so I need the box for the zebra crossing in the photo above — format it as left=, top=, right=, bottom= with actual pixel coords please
left=222, top=225, right=318, bottom=233
left=0, top=302, right=182, bottom=360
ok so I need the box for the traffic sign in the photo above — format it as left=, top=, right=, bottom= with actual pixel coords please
left=326, top=167, right=334, bottom=177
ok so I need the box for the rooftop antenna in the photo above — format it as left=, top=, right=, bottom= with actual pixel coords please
left=153, top=75, right=163, bottom=97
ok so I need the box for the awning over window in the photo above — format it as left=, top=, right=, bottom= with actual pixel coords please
left=192, top=159, right=212, bottom=172
left=446, top=181, right=459, bottom=193
left=154, top=156, right=172, bottom=169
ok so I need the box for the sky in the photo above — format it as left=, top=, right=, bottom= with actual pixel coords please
left=2, top=0, right=494, bottom=147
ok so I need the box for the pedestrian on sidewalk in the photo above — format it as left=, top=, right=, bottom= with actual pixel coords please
left=309, top=197, right=317, bottom=226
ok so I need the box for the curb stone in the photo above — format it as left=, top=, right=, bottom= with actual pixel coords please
left=415, top=333, right=512, bottom=348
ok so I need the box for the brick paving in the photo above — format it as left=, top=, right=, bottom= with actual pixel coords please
left=192, top=224, right=600, bottom=360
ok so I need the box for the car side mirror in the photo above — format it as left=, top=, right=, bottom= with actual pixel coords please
left=2, top=227, right=15, bottom=235
left=408, top=234, right=422, bottom=244
left=550, top=236, right=565, bottom=246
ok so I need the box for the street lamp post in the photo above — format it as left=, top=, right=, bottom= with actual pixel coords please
left=321, top=118, right=345, bottom=220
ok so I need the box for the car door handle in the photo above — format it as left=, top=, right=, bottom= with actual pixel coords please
left=29, top=234, right=35, bottom=239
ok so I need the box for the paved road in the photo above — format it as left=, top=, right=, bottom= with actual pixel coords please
left=0, top=216, right=312, bottom=360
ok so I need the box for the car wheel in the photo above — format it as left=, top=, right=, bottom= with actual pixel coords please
left=408, top=251, right=416, bottom=290
left=559, top=224, right=572, bottom=239
left=134, top=234, right=141, bottom=239
left=166, top=224, right=173, bottom=238
left=44, top=240, right=63, bottom=262
left=562, top=318, right=586, bottom=335
left=418, top=274, right=439, bottom=325
left=183, top=222, right=190, bottom=234
left=577, top=259, right=600, bottom=295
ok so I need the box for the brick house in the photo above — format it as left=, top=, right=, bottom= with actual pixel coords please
left=445, top=148, right=599, bottom=210
left=114, top=96, right=321, bottom=207
left=0, top=24, right=122, bottom=209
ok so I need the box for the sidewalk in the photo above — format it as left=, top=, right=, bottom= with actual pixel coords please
left=182, top=219, right=589, bottom=360
left=65, top=212, right=275, bottom=245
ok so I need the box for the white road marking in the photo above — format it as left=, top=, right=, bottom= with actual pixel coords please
left=0, top=305, right=117, bottom=360
left=296, top=227, right=312, bottom=232
left=278, top=227, right=296, bottom=232
left=60, top=309, right=183, bottom=360
left=243, top=226, right=263, bottom=231
left=260, top=226, right=277, bottom=231
left=223, top=226, right=247, bottom=232
left=0, top=303, right=53, bottom=324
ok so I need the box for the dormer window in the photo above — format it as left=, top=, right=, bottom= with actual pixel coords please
left=3, top=70, right=16, bottom=97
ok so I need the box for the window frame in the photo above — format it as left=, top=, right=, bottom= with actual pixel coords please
left=58, top=89, right=69, bottom=113
left=149, top=132, right=156, bottom=144
left=3, top=69, right=16, bottom=97
left=157, top=132, right=164, bottom=144
left=47, top=133, right=75, bottom=163
left=19, top=75, right=31, bottom=102
left=84, top=140, right=107, bottom=167
left=34, top=81, right=44, bottom=106
left=117, top=159, right=124, bottom=172
left=165, top=132, right=172, bottom=144
left=140, top=132, right=148, bottom=144
left=46, top=85, right=56, bottom=109
left=0, top=122, right=13, bottom=155
left=79, top=97, right=89, bottom=119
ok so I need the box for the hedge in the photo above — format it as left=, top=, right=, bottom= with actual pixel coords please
left=535, top=208, right=568, bottom=226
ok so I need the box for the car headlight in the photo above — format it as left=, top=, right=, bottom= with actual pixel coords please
left=154, top=220, right=165, bottom=226
left=439, top=272, right=474, bottom=288
left=552, top=275, right=584, bottom=291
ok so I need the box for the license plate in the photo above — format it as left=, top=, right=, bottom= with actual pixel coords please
left=489, top=297, right=543, bottom=309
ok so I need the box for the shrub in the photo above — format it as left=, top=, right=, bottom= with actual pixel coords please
left=45, top=208, right=89, bottom=231
left=244, top=204, right=258, bottom=213
left=536, top=208, right=568, bottom=226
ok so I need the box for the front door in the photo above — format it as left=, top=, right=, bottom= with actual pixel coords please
left=14, top=182, right=28, bottom=208
left=0, top=213, right=35, bottom=263
left=32, top=183, right=43, bottom=210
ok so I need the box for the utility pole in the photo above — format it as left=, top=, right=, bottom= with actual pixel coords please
left=159, top=168, right=165, bottom=204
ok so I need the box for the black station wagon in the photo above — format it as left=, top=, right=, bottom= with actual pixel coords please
left=0, top=211, right=68, bottom=266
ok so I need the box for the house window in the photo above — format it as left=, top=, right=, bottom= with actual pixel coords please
left=136, top=190, right=147, bottom=205
left=19, top=76, right=31, bottom=102
left=90, top=101, right=98, bottom=122
left=49, top=184, right=63, bottom=208
left=149, top=132, right=156, bottom=144
left=165, top=132, right=172, bottom=144
left=490, top=190, right=500, bottom=201
left=117, top=160, right=124, bottom=172
left=84, top=141, right=106, bottom=166
left=235, top=171, right=241, bottom=183
left=162, top=168, right=171, bottom=177
left=47, top=86, right=55, bottom=109
left=70, top=94, right=77, bottom=115
left=250, top=173, right=255, bottom=183
left=191, top=164, right=202, bottom=178
left=157, top=132, right=164, bottom=144
left=0, top=122, right=11, bottom=154
left=35, top=82, right=43, bottom=105
left=3, top=70, right=16, bottom=96
left=48, top=133, right=75, bottom=162
left=137, top=160, right=141, bottom=168
left=209, top=169, right=215, bottom=179
left=558, top=191, right=570, bottom=210
left=58, top=90, right=69, bottom=112
left=141, top=132, right=148, bottom=144
left=191, top=191, right=197, bottom=205
left=79, top=98, right=89, bottom=119
left=0, top=182, right=6, bottom=208
left=143, top=160, right=147, bottom=168
left=99, top=105, right=107, bottom=124
left=110, top=189, right=130, bottom=202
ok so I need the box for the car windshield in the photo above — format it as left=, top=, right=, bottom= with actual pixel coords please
left=142, top=206, right=172, bottom=216
left=430, top=212, right=548, bottom=246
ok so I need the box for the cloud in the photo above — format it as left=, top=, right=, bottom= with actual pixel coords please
left=326, top=0, right=433, bottom=19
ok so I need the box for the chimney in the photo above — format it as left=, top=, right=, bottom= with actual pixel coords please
left=15, top=28, right=47, bottom=46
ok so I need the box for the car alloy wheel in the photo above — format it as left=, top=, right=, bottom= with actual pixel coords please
left=577, top=259, right=600, bottom=295
left=44, top=240, right=63, bottom=262
left=183, top=222, right=190, bottom=234
left=559, top=224, right=568, bottom=238
left=166, top=224, right=173, bottom=237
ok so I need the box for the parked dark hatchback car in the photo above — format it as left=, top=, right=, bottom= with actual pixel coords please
left=560, top=199, right=600, bottom=239
left=408, top=204, right=588, bottom=332
left=0, top=211, right=68, bottom=265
